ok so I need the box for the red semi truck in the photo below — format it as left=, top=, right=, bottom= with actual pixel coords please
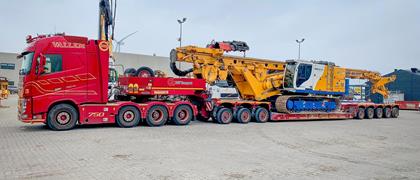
left=17, top=34, right=208, bottom=130
left=17, top=34, right=399, bottom=130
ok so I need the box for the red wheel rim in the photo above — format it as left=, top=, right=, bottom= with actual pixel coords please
left=177, top=109, right=189, bottom=121
left=56, top=112, right=71, bottom=125
left=221, top=111, right=231, bottom=122
left=259, top=110, right=267, bottom=121
left=152, top=109, right=163, bottom=122
left=123, top=110, right=135, bottom=122
left=241, top=111, right=250, bottom=121
left=138, top=70, right=152, bottom=78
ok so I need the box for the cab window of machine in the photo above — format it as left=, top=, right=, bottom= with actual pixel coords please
left=284, top=64, right=296, bottom=88
left=41, top=55, right=63, bottom=74
left=296, top=64, right=312, bottom=87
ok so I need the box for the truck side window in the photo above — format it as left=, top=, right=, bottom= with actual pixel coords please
left=44, top=54, right=62, bottom=74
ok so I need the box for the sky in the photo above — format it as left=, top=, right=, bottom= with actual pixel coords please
left=0, top=0, right=419, bottom=74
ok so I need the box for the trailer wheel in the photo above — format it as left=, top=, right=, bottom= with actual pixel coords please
left=47, top=104, right=78, bottom=131
left=356, top=107, right=365, bottom=119
left=146, top=105, right=168, bottom=127
left=254, top=107, right=269, bottom=123
left=365, top=107, right=374, bottom=119
left=116, top=106, right=141, bottom=128
left=391, top=107, right=399, bottom=118
left=236, top=108, right=251, bottom=124
left=383, top=107, right=392, bottom=118
left=374, top=107, right=383, bottom=118
left=136, top=67, right=155, bottom=78
left=172, top=105, right=193, bottom=125
left=216, top=107, right=233, bottom=124
left=124, top=68, right=137, bottom=76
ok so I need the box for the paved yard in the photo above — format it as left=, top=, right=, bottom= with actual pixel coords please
left=1, top=95, right=420, bottom=179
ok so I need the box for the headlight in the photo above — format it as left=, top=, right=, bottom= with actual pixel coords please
left=21, top=99, right=27, bottom=112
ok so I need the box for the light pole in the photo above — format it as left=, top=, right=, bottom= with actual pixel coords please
left=296, top=38, right=305, bottom=59
left=177, top=18, right=187, bottom=72
left=177, top=18, right=187, bottom=47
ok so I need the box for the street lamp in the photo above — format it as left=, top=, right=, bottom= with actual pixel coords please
left=296, top=38, right=305, bottom=60
left=177, top=18, right=187, bottom=73
left=177, top=17, right=187, bottom=47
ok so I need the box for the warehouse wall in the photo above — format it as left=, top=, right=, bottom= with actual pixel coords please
left=369, top=69, right=420, bottom=103
left=0, top=52, right=21, bottom=86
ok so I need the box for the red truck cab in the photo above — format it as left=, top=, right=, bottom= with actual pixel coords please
left=18, top=34, right=206, bottom=130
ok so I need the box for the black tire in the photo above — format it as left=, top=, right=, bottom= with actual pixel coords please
left=172, top=105, right=193, bottom=125
left=47, top=104, right=78, bottom=131
left=135, top=66, right=155, bottom=78
left=116, top=106, right=141, bottom=128
left=124, top=68, right=136, bottom=76
left=365, top=107, right=374, bottom=119
left=146, top=105, right=168, bottom=127
left=254, top=107, right=269, bottom=123
left=374, top=107, right=383, bottom=118
left=391, top=107, right=399, bottom=118
left=235, top=108, right=251, bottom=124
left=356, top=107, right=365, bottom=119
left=215, top=107, right=233, bottom=124
left=383, top=107, right=392, bottom=118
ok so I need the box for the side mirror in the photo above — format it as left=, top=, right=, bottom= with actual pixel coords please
left=38, top=53, right=46, bottom=75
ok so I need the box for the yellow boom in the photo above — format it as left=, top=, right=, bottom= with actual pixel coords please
left=345, top=68, right=396, bottom=98
left=171, top=46, right=285, bottom=100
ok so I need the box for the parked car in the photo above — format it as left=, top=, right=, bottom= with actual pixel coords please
left=8, top=85, right=18, bottom=94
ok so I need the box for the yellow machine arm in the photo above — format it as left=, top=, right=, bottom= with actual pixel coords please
left=99, top=0, right=116, bottom=57
left=170, top=46, right=286, bottom=100
left=345, top=68, right=396, bottom=98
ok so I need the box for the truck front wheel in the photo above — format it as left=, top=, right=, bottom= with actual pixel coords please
left=47, top=104, right=78, bottom=131
left=117, top=106, right=141, bottom=128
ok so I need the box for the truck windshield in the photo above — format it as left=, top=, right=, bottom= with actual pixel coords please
left=19, top=52, right=34, bottom=75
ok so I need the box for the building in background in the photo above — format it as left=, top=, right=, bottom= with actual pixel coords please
left=0, top=52, right=21, bottom=87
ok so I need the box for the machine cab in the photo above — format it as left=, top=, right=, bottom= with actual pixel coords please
left=282, top=60, right=346, bottom=96
left=283, top=60, right=325, bottom=90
